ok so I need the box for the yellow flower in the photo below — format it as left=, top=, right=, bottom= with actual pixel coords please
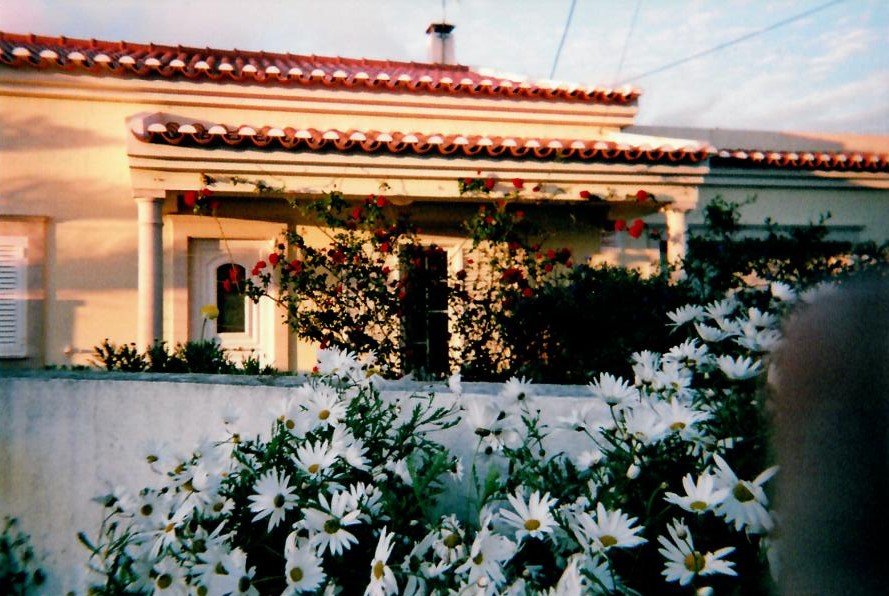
left=200, top=304, right=219, bottom=320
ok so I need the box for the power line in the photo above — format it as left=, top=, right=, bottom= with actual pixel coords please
left=550, top=0, right=578, bottom=79
left=613, top=0, right=643, bottom=84
left=617, top=0, right=845, bottom=85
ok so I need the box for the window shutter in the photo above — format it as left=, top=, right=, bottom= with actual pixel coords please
left=0, top=236, right=27, bottom=358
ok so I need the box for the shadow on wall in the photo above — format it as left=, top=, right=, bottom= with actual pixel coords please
left=0, top=175, right=134, bottom=221
left=772, top=275, right=889, bottom=595
left=0, top=113, right=120, bottom=152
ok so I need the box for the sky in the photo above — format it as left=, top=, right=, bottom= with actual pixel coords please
left=2, top=0, right=887, bottom=134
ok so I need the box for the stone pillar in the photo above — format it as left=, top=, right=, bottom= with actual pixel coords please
left=665, top=208, right=689, bottom=271
left=136, top=196, right=164, bottom=348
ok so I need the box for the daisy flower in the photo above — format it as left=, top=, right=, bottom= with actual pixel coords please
left=330, top=426, right=369, bottom=471
left=712, top=454, right=778, bottom=533
left=695, top=322, right=731, bottom=343
left=631, top=350, right=661, bottom=386
left=499, top=489, right=558, bottom=542
left=735, top=326, right=783, bottom=353
left=658, top=520, right=737, bottom=586
left=365, top=527, right=398, bottom=596
left=202, top=548, right=258, bottom=596
left=283, top=532, right=326, bottom=595
left=247, top=470, right=298, bottom=532
left=769, top=281, right=796, bottom=302
left=305, top=386, right=346, bottom=430
left=663, top=338, right=710, bottom=368
left=664, top=473, right=729, bottom=514
left=454, top=523, right=517, bottom=588
left=151, top=558, right=190, bottom=595
left=653, top=361, right=693, bottom=397
left=624, top=400, right=669, bottom=445
left=302, top=491, right=361, bottom=556
left=666, top=304, right=705, bottom=329
left=431, top=515, right=467, bottom=564
left=501, top=376, right=535, bottom=407
left=574, top=502, right=647, bottom=552
left=651, top=398, right=710, bottom=437
left=587, top=373, right=639, bottom=407
left=715, top=355, right=762, bottom=380
left=295, top=440, right=339, bottom=477
left=543, top=554, right=587, bottom=595
left=705, top=297, right=738, bottom=320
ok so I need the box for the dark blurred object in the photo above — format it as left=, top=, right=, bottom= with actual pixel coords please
left=773, top=275, right=888, bottom=595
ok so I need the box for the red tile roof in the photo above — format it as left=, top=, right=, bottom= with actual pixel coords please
left=714, top=149, right=889, bottom=172
left=132, top=118, right=713, bottom=165
left=0, top=32, right=640, bottom=105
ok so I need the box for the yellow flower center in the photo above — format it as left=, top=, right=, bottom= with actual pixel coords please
left=733, top=483, right=756, bottom=503
left=146, top=455, right=158, bottom=464
left=309, top=463, right=321, bottom=474
left=690, top=500, right=708, bottom=511
left=524, top=519, right=541, bottom=531
left=684, top=551, right=706, bottom=573
left=164, top=523, right=175, bottom=534
left=373, top=560, right=385, bottom=580
left=289, top=567, right=303, bottom=582
left=273, top=494, right=286, bottom=508
left=600, top=535, right=618, bottom=548
left=324, top=519, right=341, bottom=534
left=669, top=422, right=686, bottom=431
left=139, top=504, right=153, bottom=516
left=319, top=409, right=331, bottom=420
left=285, top=419, right=295, bottom=430
left=472, top=553, right=484, bottom=565
left=156, top=574, right=173, bottom=589
left=213, top=502, right=225, bottom=513
left=443, top=533, right=462, bottom=549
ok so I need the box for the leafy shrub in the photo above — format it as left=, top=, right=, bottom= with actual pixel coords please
left=0, top=517, right=45, bottom=596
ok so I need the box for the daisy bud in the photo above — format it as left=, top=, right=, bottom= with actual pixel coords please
left=627, top=463, right=641, bottom=479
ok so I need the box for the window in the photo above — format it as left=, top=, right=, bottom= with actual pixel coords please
left=0, top=236, right=27, bottom=358
left=401, top=244, right=449, bottom=377
left=216, top=264, right=246, bottom=333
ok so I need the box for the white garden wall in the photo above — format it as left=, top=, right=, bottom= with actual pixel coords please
left=0, top=372, right=592, bottom=595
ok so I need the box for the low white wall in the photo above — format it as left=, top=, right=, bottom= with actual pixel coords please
left=0, top=373, right=590, bottom=595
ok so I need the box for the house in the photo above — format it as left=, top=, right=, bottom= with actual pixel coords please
left=1, top=26, right=887, bottom=372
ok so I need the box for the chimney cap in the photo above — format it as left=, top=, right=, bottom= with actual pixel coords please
left=426, top=22, right=455, bottom=34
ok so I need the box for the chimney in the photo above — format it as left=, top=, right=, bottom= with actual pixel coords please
left=426, top=23, right=456, bottom=64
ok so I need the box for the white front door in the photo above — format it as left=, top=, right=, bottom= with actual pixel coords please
left=189, top=239, right=277, bottom=365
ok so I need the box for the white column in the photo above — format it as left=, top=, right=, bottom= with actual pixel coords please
left=136, top=196, right=164, bottom=348
left=665, top=208, right=689, bottom=271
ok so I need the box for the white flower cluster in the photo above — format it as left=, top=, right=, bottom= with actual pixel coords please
left=83, top=283, right=790, bottom=595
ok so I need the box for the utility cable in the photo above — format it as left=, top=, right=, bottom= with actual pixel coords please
left=617, top=0, right=844, bottom=85
left=614, top=0, right=643, bottom=84
left=550, top=0, right=578, bottom=79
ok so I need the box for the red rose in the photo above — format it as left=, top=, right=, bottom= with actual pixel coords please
left=515, top=210, right=525, bottom=219
left=351, top=207, right=362, bottom=220
left=380, top=242, right=390, bottom=253
left=255, top=259, right=267, bottom=270
left=547, top=249, right=556, bottom=260
left=628, top=219, right=645, bottom=238
left=464, top=177, right=474, bottom=185
left=200, top=187, right=214, bottom=197
left=228, top=266, right=240, bottom=282
left=376, top=195, right=386, bottom=207
left=522, top=287, right=533, bottom=298
left=614, top=219, right=627, bottom=232
left=222, top=279, right=232, bottom=292
left=183, top=191, right=198, bottom=207
left=290, top=260, right=303, bottom=273
left=636, top=190, right=649, bottom=202
left=485, top=216, right=495, bottom=225
left=544, top=263, right=553, bottom=272
left=484, top=177, right=496, bottom=190
left=512, top=178, right=525, bottom=189
left=268, top=253, right=280, bottom=266
left=579, top=190, right=592, bottom=199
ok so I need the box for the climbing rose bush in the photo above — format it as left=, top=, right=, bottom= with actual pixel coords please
left=80, top=281, right=796, bottom=595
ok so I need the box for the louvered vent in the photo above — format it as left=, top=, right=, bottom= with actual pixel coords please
left=0, top=237, right=27, bottom=357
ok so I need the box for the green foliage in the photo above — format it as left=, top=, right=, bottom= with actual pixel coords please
left=91, top=340, right=146, bottom=372
left=684, top=195, right=888, bottom=300
left=0, top=517, right=45, bottom=596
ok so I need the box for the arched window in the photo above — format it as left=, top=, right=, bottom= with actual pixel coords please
left=216, top=264, right=246, bottom=333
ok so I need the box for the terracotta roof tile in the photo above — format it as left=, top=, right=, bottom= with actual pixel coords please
left=713, top=148, right=889, bottom=172
left=131, top=117, right=713, bottom=165
left=0, top=31, right=640, bottom=105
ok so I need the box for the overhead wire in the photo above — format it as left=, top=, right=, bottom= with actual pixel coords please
left=616, top=0, right=845, bottom=85
left=549, top=0, right=578, bottom=80
left=613, top=0, right=643, bottom=84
